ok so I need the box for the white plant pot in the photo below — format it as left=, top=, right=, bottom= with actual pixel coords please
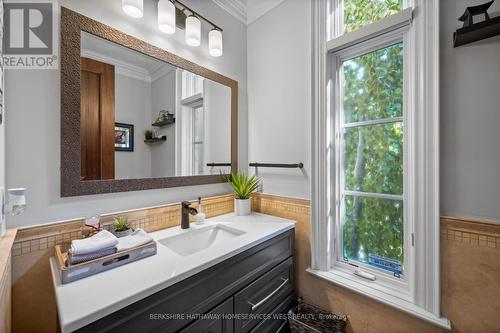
left=235, top=198, right=251, bottom=216
left=111, top=227, right=133, bottom=238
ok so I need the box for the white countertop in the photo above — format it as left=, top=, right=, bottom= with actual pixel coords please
left=50, top=212, right=295, bottom=332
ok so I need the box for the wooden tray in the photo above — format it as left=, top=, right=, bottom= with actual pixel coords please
left=54, top=241, right=157, bottom=284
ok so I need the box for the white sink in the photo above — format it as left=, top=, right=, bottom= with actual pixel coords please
left=159, top=224, right=246, bottom=256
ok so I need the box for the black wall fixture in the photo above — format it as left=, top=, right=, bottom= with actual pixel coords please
left=249, top=162, right=304, bottom=169
left=454, top=0, right=500, bottom=47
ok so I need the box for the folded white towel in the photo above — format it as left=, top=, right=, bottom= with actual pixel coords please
left=70, top=230, right=118, bottom=255
left=116, top=229, right=153, bottom=252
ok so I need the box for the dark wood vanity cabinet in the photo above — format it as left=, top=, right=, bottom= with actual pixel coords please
left=179, top=298, right=234, bottom=333
left=76, top=229, right=295, bottom=333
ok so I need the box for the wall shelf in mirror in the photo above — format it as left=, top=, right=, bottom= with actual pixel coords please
left=152, top=118, right=175, bottom=127
left=152, top=110, right=175, bottom=127
left=144, top=136, right=167, bottom=143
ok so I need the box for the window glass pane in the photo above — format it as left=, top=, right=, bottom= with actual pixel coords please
left=344, top=0, right=402, bottom=33
left=344, top=122, right=403, bottom=195
left=193, top=143, right=204, bottom=175
left=192, top=107, right=204, bottom=176
left=193, top=107, right=204, bottom=142
left=343, top=43, right=403, bottom=123
left=343, top=195, right=403, bottom=275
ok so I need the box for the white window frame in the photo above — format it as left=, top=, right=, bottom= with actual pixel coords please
left=309, top=0, right=450, bottom=329
left=332, top=32, right=410, bottom=296
left=179, top=93, right=204, bottom=176
left=191, top=104, right=205, bottom=175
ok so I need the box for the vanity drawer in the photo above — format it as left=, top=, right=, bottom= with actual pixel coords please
left=249, top=293, right=295, bottom=333
left=178, top=297, right=234, bottom=333
left=234, top=257, right=294, bottom=333
left=77, top=229, right=294, bottom=333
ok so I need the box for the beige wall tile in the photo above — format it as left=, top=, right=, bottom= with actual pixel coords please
left=9, top=194, right=500, bottom=332
left=253, top=193, right=500, bottom=333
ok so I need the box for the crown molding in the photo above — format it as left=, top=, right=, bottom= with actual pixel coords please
left=246, top=0, right=286, bottom=25
left=150, top=65, right=175, bottom=82
left=212, top=0, right=286, bottom=25
left=212, top=0, right=247, bottom=24
left=81, top=49, right=152, bottom=82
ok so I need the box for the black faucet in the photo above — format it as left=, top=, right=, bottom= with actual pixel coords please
left=181, top=201, right=198, bottom=229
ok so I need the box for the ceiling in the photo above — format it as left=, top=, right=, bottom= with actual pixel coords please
left=81, top=32, right=177, bottom=82
left=211, top=0, right=286, bottom=25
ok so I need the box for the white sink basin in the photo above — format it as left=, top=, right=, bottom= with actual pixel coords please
left=159, top=224, right=246, bottom=256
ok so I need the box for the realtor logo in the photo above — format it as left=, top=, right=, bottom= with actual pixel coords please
left=3, top=1, right=58, bottom=69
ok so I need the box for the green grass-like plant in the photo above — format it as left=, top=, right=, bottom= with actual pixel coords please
left=229, top=172, right=260, bottom=200
left=144, top=130, right=154, bottom=140
left=114, top=216, right=130, bottom=232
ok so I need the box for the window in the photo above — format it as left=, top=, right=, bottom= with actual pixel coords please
left=330, top=3, right=410, bottom=289
left=177, top=70, right=205, bottom=176
left=344, top=0, right=402, bottom=33
left=310, top=0, right=449, bottom=329
left=192, top=106, right=205, bottom=175
left=339, top=43, right=405, bottom=278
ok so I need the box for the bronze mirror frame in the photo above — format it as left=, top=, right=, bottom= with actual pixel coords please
left=60, top=7, right=237, bottom=197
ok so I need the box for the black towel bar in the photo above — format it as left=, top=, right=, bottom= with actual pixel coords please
left=249, top=162, right=304, bottom=169
left=206, top=163, right=232, bottom=167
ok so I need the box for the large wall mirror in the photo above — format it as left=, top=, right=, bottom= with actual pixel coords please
left=61, top=8, right=237, bottom=197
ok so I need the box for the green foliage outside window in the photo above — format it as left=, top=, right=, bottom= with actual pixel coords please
left=341, top=1, right=404, bottom=273
left=344, top=0, right=402, bottom=33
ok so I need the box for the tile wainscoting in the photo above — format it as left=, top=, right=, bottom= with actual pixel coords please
left=7, top=193, right=500, bottom=332
left=252, top=193, right=500, bottom=333
left=0, top=230, right=16, bottom=333
left=11, top=194, right=234, bottom=333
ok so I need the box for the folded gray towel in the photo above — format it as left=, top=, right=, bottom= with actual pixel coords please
left=67, top=246, right=117, bottom=265
left=116, top=229, right=153, bottom=252
left=70, top=230, right=118, bottom=255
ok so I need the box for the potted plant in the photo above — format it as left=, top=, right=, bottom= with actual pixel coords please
left=112, top=216, right=133, bottom=237
left=229, top=172, right=260, bottom=216
left=144, top=129, right=154, bottom=140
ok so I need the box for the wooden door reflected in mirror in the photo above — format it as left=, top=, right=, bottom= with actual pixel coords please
left=80, top=57, right=115, bottom=180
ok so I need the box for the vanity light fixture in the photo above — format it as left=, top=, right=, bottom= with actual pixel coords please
left=185, top=15, right=201, bottom=47
left=122, top=0, right=143, bottom=18
left=208, top=28, right=223, bottom=57
left=176, top=1, right=224, bottom=56
left=158, top=0, right=176, bottom=34
left=124, top=0, right=224, bottom=56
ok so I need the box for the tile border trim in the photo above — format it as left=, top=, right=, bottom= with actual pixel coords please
left=12, top=194, right=235, bottom=257
left=10, top=194, right=500, bottom=256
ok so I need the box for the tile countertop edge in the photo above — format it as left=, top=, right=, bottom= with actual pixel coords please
left=51, top=213, right=296, bottom=333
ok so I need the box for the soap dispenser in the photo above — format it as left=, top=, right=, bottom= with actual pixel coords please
left=195, top=197, right=206, bottom=225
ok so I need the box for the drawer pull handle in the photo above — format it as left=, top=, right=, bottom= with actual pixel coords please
left=248, top=277, right=289, bottom=311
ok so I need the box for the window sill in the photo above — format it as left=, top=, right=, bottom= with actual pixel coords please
left=306, top=268, right=451, bottom=330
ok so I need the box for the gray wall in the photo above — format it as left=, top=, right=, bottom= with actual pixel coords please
left=0, top=66, right=4, bottom=235
left=247, top=0, right=311, bottom=199
left=440, top=0, right=500, bottom=222
left=5, top=0, right=247, bottom=228
left=204, top=80, right=232, bottom=175
left=150, top=70, right=176, bottom=178
left=245, top=0, right=500, bottom=222
left=115, top=73, right=152, bottom=179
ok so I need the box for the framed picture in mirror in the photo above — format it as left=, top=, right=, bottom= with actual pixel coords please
left=115, top=123, right=134, bottom=152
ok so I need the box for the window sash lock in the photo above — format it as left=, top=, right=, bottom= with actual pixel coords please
left=354, top=269, right=376, bottom=281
